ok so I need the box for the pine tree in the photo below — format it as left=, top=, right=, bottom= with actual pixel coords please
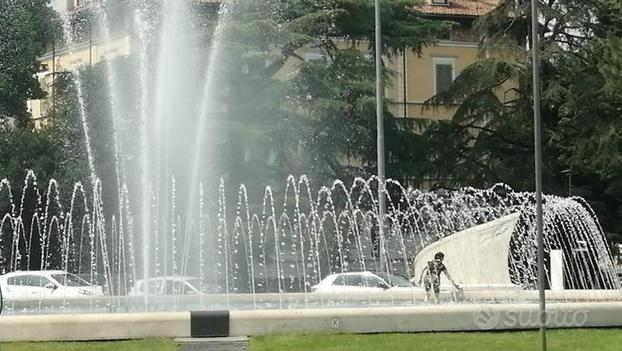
left=424, top=0, right=622, bottom=240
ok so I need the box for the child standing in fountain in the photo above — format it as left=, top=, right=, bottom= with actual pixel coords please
left=414, top=252, right=461, bottom=303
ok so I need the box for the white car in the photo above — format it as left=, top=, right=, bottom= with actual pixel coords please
left=311, top=271, right=423, bottom=293
left=0, top=270, right=104, bottom=300
left=129, top=276, right=206, bottom=296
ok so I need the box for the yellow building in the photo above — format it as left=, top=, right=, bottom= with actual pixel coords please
left=274, top=0, right=499, bottom=122
left=29, top=33, right=131, bottom=128
left=30, top=0, right=498, bottom=127
left=30, top=0, right=133, bottom=128
left=386, top=0, right=499, bottom=121
left=30, top=0, right=220, bottom=128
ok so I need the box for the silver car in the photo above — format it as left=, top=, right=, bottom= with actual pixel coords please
left=129, top=276, right=206, bottom=296
left=311, top=271, right=423, bottom=293
left=0, top=270, right=104, bottom=300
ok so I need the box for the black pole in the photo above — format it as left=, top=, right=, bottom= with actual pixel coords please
left=561, top=169, right=572, bottom=196
left=530, top=0, right=547, bottom=350
left=375, top=0, right=387, bottom=269
left=89, top=19, right=93, bottom=67
left=402, top=48, right=407, bottom=118
left=52, top=39, right=56, bottom=115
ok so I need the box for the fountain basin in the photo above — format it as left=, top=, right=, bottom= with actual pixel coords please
left=1, top=302, right=622, bottom=342
left=2, top=289, right=622, bottom=315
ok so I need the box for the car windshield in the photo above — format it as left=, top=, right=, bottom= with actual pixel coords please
left=375, top=273, right=413, bottom=288
left=51, top=273, right=91, bottom=287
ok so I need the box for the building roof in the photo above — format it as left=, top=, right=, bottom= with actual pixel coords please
left=418, top=0, right=499, bottom=17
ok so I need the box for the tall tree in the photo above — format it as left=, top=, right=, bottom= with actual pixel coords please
left=217, top=0, right=451, bottom=189
left=424, top=0, right=622, bottom=240
left=0, top=0, right=57, bottom=126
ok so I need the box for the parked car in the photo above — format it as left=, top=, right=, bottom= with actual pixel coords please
left=311, top=271, right=424, bottom=293
left=0, top=270, right=105, bottom=300
left=129, top=276, right=207, bottom=296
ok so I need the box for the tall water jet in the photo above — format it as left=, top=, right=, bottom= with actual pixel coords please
left=92, top=0, right=130, bottom=295
left=184, top=0, right=231, bottom=284
left=131, top=0, right=156, bottom=300
left=57, top=11, right=97, bottom=183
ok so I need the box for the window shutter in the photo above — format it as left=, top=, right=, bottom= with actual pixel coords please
left=435, top=64, right=453, bottom=93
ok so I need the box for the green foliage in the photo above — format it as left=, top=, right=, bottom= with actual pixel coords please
left=0, top=128, right=59, bottom=183
left=251, top=329, right=622, bottom=351
left=599, top=36, right=622, bottom=96
left=2, top=330, right=622, bottom=351
left=0, top=0, right=57, bottom=126
left=220, top=0, right=451, bottom=187
left=424, top=0, right=622, bottom=240
left=1, top=0, right=451, bottom=198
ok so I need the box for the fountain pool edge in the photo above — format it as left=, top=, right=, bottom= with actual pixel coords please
left=1, top=302, right=622, bottom=342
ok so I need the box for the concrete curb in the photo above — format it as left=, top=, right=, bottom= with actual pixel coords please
left=230, top=302, right=622, bottom=335
left=0, top=312, right=190, bottom=341
left=1, top=303, right=621, bottom=342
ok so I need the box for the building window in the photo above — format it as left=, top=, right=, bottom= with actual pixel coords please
left=433, top=57, right=455, bottom=94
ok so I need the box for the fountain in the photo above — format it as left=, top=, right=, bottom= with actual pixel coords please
left=0, top=170, right=619, bottom=313
left=0, top=0, right=619, bottom=317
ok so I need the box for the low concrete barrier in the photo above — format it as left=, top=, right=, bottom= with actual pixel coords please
left=1, top=302, right=621, bottom=342
left=0, top=312, right=190, bottom=342
left=232, top=302, right=622, bottom=335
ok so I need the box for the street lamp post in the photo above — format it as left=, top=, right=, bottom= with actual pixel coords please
left=561, top=169, right=572, bottom=196
left=375, top=0, right=387, bottom=269
left=530, top=0, right=547, bottom=350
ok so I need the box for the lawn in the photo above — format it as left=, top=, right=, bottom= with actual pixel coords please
left=1, top=329, right=621, bottom=350
left=251, top=329, right=622, bottom=351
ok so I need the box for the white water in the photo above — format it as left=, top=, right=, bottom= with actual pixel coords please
left=1, top=173, right=618, bottom=296
left=57, top=12, right=97, bottom=183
